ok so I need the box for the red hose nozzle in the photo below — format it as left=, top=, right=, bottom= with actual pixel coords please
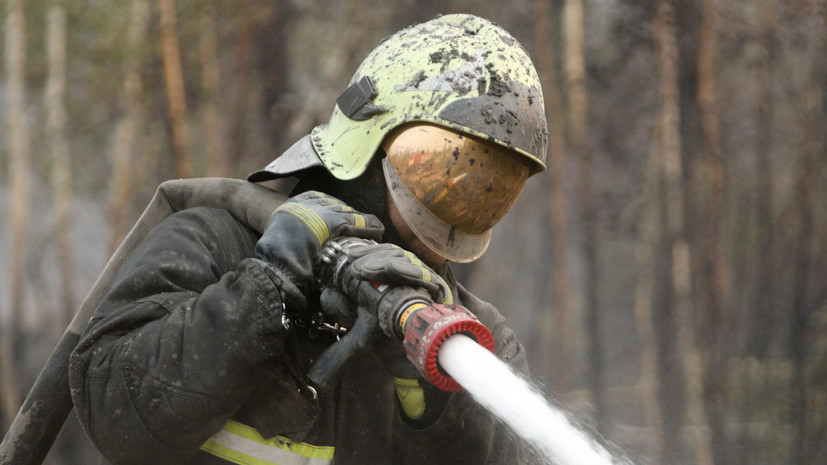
left=401, top=303, right=495, bottom=392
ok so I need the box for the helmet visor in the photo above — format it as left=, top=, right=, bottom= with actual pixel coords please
left=382, top=123, right=530, bottom=262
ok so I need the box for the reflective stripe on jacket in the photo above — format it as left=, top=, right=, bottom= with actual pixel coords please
left=200, top=420, right=333, bottom=465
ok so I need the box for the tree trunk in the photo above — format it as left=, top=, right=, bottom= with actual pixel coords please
left=746, top=5, right=777, bottom=360
left=200, top=5, right=227, bottom=177
left=46, top=3, right=77, bottom=326
left=788, top=103, right=814, bottom=465
left=697, top=0, right=727, bottom=306
left=634, top=118, right=666, bottom=464
left=110, top=0, right=150, bottom=251
left=654, top=2, right=715, bottom=464
left=6, top=0, right=31, bottom=341
left=533, top=0, right=572, bottom=393
left=564, top=0, right=604, bottom=426
left=696, top=1, right=731, bottom=463
left=0, top=337, right=20, bottom=429
left=158, top=0, right=193, bottom=178
left=788, top=7, right=824, bottom=463
left=2, top=0, right=29, bottom=427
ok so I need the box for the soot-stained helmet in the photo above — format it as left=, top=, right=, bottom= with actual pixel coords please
left=251, top=14, right=548, bottom=262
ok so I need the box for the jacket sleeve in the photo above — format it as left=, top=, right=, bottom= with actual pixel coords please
left=393, top=284, right=534, bottom=464
left=69, top=207, right=285, bottom=465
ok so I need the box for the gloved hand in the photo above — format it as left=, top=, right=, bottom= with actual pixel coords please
left=341, top=242, right=452, bottom=305
left=319, top=242, right=452, bottom=328
left=318, top=242, right=453, bottom=379
left=255, top=191, right=384, bottom=310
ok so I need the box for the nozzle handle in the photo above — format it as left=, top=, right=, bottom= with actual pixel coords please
left=307, top=304, right=382, bottom=389
left=308, top=274, right=430, bottom=389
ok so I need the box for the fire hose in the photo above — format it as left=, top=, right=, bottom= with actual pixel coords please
left=308, top=237, right=495, bottom=392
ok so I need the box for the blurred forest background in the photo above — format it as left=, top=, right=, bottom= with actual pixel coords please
left=1, top=0, right=825, bottom=464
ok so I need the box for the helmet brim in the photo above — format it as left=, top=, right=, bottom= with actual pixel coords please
left=248, top=135, right=324, bottom=182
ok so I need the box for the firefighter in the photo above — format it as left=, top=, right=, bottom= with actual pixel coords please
left=69, top=14, right=548, bottom=465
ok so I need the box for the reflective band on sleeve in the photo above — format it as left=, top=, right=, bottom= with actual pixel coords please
left=353, top=214, right=366, bottom=228
left=200, top=420, right=334, bottom=465
left=276, top=203, right=330, bottom=246
left=420, top=268, right=431, bottom=283
left=402, top=250, right=419, bottom=264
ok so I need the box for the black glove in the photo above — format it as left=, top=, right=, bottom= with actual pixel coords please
left=318, top=241, right=452, bottom=329
left=317, top=243, right=454, bottom=422
left=255, top=191, right=384, bottom=310
left=318, top=242, right=452, bottom=379
left=341, top=242, right=452, bottom=305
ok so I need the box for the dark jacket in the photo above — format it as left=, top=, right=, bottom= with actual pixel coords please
left=69, top=205, right=530, bottom=465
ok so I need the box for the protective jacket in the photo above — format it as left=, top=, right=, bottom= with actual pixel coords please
left=69, top=203, right=531, bottom=465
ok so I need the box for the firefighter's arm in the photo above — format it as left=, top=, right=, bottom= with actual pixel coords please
left=69, top=207, right=287, bottom=465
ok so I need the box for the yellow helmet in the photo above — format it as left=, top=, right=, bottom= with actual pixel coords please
left=312, top=14, right=547, bottom=179
left=252, top=14, right=547, bottom=261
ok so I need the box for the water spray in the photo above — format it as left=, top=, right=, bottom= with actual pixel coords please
left=311, top=237, right=625, bottom=465
left=440, top=335, right=624, bottom=465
